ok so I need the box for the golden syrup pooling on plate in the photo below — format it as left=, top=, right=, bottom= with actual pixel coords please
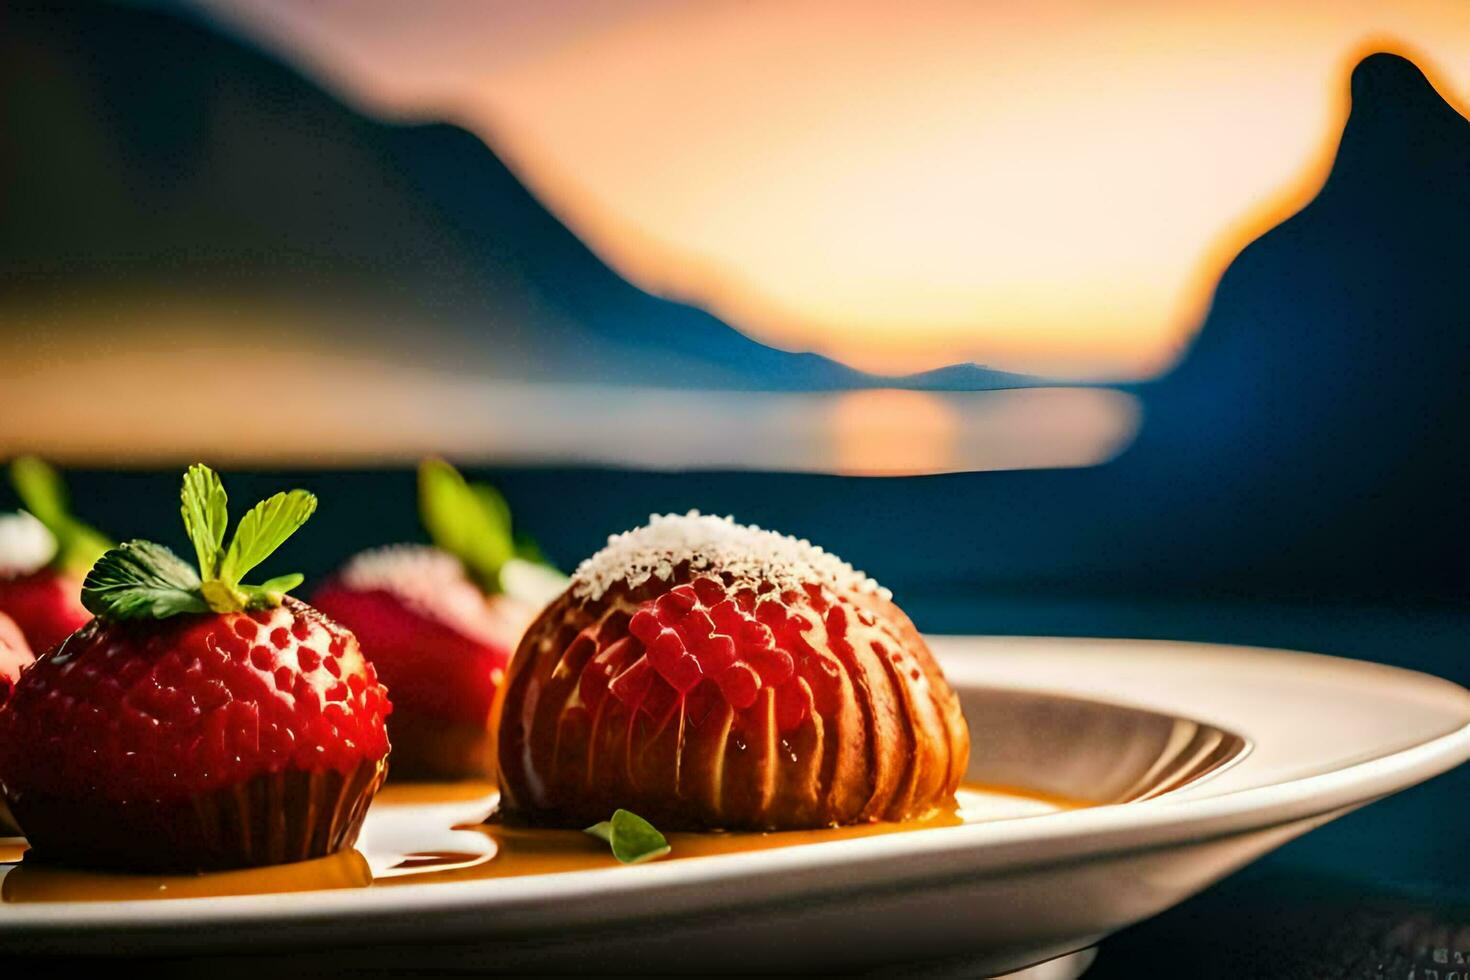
left=0, top=782, right=1086, bottom=903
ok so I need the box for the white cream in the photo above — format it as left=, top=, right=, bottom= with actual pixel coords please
left=0, top=510, right=57, bottom=577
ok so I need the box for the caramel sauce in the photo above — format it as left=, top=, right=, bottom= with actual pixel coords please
left=3, top=850, right=372, bottom=903
left=0, top=782, right=1087, bottom=904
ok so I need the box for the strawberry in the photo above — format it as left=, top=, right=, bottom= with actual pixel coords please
left=313, top=459, right=561, bottom=780
left=0, top=459, right=111, bottom=653
left=0, top=610, right=30, bottom=834
left=498, top=513, right=970, bottom=831
left=0, top=611, right=34, bottom=707
left=0, top=570, right=89, bottom=656
left=0, top=465, right=389, bottom=871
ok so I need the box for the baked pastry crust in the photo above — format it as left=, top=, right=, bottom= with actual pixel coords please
left=497, top=514, right=969, bottom=830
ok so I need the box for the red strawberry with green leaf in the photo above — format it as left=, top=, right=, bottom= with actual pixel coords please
left=0, top=458, right=112, bottom=653
left=313, top=459, right=562, bottom=780
left=0, top=465, right=390, bottom=872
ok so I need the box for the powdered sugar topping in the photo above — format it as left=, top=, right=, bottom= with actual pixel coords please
left=571, top=511, right=891, bottom=602
left=0, top=511, right=57, bottom=578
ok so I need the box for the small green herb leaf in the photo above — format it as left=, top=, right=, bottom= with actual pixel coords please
left=180, top=464, right=229, bottom=580
left=239, top=573, right=306, bottom=609
left=418, top=459, right=515, bottom=592
left=81, top=540, right=208, bottom=620
left=9, top=456, right=68, bottom=528
left=254, top=572, right=306, bottom=595
left=79, top=465, right=318, bottom=622
left=219, top=489, right=318, bottom=585
left=9, top=456, right=113, bottom=576
left=584, top=809, right=671, bottom=864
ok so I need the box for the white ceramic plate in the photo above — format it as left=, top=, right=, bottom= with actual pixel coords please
left=3, top=637, right=1468, bottom=976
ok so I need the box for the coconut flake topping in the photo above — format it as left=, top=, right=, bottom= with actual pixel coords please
left=570, top=511, right=891, bottom=603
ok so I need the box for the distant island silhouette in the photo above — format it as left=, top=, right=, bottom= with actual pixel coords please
left=0, top=2, right=1039, bottom=393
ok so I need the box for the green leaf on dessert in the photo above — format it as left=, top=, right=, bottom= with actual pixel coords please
left=8, top=456, right=67, bottom=528
left=9, top=456, right=113, bottom=577
left=238, top=573, right=306, bottom=609
left=584, top=809, right=671, bottom=864
left=418, top=458, right=565, bottom=595
left=219, top=489, right=318, bottom=585
left=80, top=465, right=317, bottom=622
left=513, top=534, right=549, bottom=565
left=180, top=463, right=229, bottom=580
left=418, top=458, right=516, bottom=592
left=472, top=483, right=513, bottom=537
left=81, top=540, right=209, bottom=620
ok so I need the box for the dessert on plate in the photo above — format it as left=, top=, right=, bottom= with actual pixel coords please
left=0, top=458, right=111, bottom=653
left=314, top=459, right=562, bottom=780
left=0, top=465, right=390, bottom=871
left=498, top=512, right=969, bottom=830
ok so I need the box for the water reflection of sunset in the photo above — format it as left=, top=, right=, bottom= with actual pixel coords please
left=831, top=391, right=958, bottom=478
left=0, top=311, right=1138, bottom=474
left=206, top=0, right=1470, bottom=379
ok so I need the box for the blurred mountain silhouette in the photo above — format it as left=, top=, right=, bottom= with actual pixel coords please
left=1105, top=51, right=1470, bottom=600
left=2, top=3, right=1468, bottom=608
left=843, top=49, right=1470, bottom=604
left=363, top=51, right=1467, bottom=609
left=21, top=50, right=1469, bottom=611
left=0, top=1, right=1036, bottom=392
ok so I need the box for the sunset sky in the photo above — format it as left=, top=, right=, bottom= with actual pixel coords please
left=202, top=0, right=1470, bottom=379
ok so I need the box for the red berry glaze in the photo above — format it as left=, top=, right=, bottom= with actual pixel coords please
left=0, top=569, right=90, bottom=655
left=499, top=514, right=969, bottom=831
left=0, top=611, right=35, bottom=707
left=314, top=546, right=533, bottom=779
left=591, top=578, right=819, bottom=733
left=0, top=598, right=390, bottom=870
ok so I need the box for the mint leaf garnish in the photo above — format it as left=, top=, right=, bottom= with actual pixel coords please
left=237, top=573, right=306, bottom=609
left=180, top=463, right=228, bottom=580
left=81, top=541, right=208, bottom=620
left=417, top=458, right=566, bottom=598
left=584, top=809, right=671, bottom=864
left=80, top=465, right=317, bottom=621
left=417, top=458, right=516, bottom=593
left=9, top=456, right=113, bottom=577
left=219, top=489, right=317, bottom=584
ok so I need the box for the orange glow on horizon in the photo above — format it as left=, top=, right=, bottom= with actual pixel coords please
left=205, top=1, right=1470, bottom=379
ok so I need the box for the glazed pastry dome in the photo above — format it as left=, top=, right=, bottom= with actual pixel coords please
left=497, top=513, right=969, bottom=830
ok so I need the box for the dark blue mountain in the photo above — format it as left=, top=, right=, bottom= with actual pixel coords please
left=0, top=1, right=1037, bottom=392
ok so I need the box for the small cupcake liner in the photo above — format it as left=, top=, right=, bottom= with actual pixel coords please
left=8, top=759, right=388, bottom=872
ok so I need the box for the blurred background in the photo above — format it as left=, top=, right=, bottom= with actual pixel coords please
left=4, top=0, right=1470, bottom=973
